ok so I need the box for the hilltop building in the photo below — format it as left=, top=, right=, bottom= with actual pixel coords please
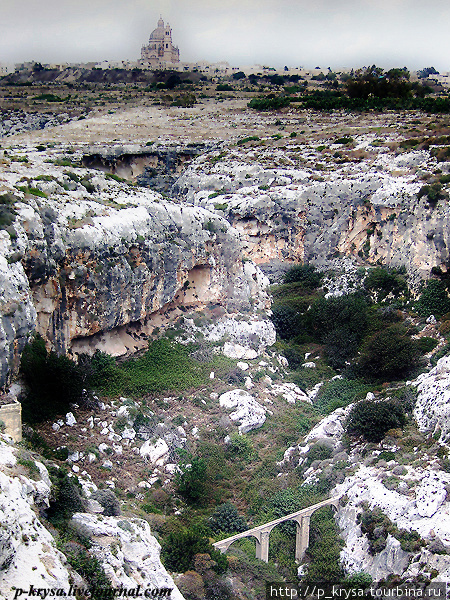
left=140, top=17, right=180, bottom=67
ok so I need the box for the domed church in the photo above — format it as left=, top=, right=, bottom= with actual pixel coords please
left=141, top=17, right=180, bottom=66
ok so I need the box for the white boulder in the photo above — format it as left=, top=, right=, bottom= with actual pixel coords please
left=219, top=389, right=266, bottom=433
left=65, top=412, right=77, bottom=426
left=139, top=438, right=170, bottom=465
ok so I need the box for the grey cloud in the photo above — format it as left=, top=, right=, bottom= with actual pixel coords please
left=0, top=0, right=448, bottom=69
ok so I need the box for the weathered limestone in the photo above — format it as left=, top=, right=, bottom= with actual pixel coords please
left=0, top=158, right=269, bottom=387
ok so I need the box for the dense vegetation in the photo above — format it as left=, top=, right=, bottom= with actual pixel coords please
left=271, top=264, right=431, bottom=384
left=248, top=66, right=450, bottom=113
left=20, top=335, right=233, bottom=421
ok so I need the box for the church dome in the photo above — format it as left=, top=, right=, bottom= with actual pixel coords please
left=149, top=18, right=165, bottom=41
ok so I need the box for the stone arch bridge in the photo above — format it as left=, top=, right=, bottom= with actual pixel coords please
left=213, top=497, right=340, bottom=563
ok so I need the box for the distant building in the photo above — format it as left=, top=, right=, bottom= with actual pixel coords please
left=140, top=17, right=180, bottom=67
left=0, top=63, right=15, bottom=75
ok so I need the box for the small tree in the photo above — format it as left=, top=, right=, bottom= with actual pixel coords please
left=91, top=489, right=120, bottom=516
left=415, top=279, right=450, bottom=317
left=283, top=264, right=322, bottom=288
left=209, top=502, right=247, bottom=534
left=345, top=399, right=406, bottom=443
left=175, top=457, right=207, bottom=505
left=364, top=267, right=408, bottom=302
left=357, top=324, right=419, bottom=381
left=161, top=529, right=228, bottom=574
left=20, top=335, right=87, bottom=422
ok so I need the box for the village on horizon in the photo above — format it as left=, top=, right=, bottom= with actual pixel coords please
left=1, top=15, right=450, bottom=91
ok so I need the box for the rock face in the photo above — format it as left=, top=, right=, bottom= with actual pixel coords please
left=336, top=464, right=450, bottom=579
left=72, top=513, right=185, bottom=599
left=0, top=245, right=37, bottom=390
left=219, top=389, right=266, bottom=433
left=0, top=149, right=269, bottom=387
left=0, top=435, right=185, bottom=599
left=413, top=356, right=450, bottom=444
left=0, top=439, right=71, bottom=596
left=174, top=144, right=450, bottom=283
left=82, top=143, right=208, bottom=193
left=0, top=109, right=72, bottom=137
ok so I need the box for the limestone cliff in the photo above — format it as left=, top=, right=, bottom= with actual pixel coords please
left=0, top=145, right=268, bottom=388
left=0, top=435, right=184, bottom=598
left=174, top=145, right=450, bottom=283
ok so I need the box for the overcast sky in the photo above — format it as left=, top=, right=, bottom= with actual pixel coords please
left=0, top=0, right=448, bottom=71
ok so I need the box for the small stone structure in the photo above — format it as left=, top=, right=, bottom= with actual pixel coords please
left=213, top=496, right=340, bottom=563
left=0, top=395, right=22, bottom=442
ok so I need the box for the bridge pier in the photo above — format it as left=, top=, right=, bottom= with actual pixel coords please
left=295, top=515, right=311, bottom=562
left=255, top=529, right=270, bottom=563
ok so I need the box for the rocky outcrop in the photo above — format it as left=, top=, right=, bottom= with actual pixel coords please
left=0, top=436, right=184, bottom=598
left=0, top=245, right=36, bottom=388
left=413, top=356, right=450, bottom=444
left=0, top=110, right=72, bottom=138
left=336, top=464, right=450, bottom=579
left=72, top=513, right=185, bottom=599
left=175, top=144, right=450, bottom=282
left=82, top=143, right=209, bottom=193
left=219, top=389, right=266, bottom=433
left=0, top=149, right=269, bottom=387
left=0, top=440, right=72, bottom=595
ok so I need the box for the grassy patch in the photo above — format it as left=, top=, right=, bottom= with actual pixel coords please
left=92, top=338, right=234, bottom=397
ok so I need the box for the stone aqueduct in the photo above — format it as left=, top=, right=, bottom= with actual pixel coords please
left=213, top=497, right=340, bottom=563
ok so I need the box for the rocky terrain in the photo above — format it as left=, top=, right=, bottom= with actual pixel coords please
left=2, top=98, right=450, bottom=597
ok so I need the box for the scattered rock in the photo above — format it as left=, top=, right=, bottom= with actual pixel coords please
left=219, top=389, right=266, bottom=433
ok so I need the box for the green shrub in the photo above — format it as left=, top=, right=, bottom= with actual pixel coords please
left=323, top=325, right=360, bottom=370
left=283, top=264, right=323, bottom=288
left=91, top=489, right=120, bottom=516
left=105, top=172, right=125, bottom=183
left=342, top=572, right=373, bottom=589
left=303, top=443, right=333, bottom=469
left=335, top=137, right=353, bottom=145
left=172, top=93, right=196, bottom=107
left=358, top=505, right=424, bottom=555
left=418, top=182, right=444, bottom=205
left=345, top=399, right=406, bottom=443
left=315, top=378, right=370, bottom=414
left=0, top=193, right=17, bottom=229
left=303, top=506, right=344, bottom=584
left=248, top=96, right=291, bottom=111
left=161, top=529, right=228, bottom=574
left=306, top=293, right=368, bottom=344
left=236, top=135, right=260, bottom=145
left=416, top=279, right=450, bottom=318
left=20, top=335, right=90, bottom=422
left=271, top=304, right=302, bottom=340
left=416, top=336, right=439, bottom=353
left=46, top=466, right=85, bottom=522
left=357, top=324, right=420, bottom=381
left=364, top=267, right=408, bottom=302
left=65, top=546, right=112, bottom=599
left=209, top=502, right=247, bottom=534
left=175, top=457, right=208, bottom=506
left=16, top=186, right=47, bottom=198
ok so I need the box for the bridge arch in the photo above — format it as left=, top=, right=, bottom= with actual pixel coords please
left=212, top=496, right=340, bottom=563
